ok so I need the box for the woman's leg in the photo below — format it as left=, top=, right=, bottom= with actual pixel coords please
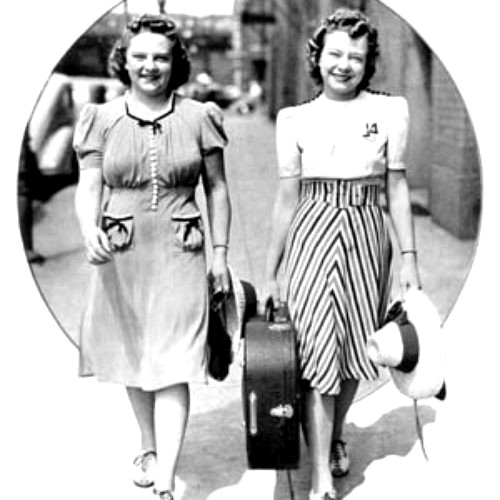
left=332, top=379, right=359, bottom=441
left=304, top=387, right=335, bottom=494
left=153, top=383, right=190, bottom=493
left=126, top=387, right=156, bottom=451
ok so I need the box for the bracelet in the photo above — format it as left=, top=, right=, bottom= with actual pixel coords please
left=401, top=249, right=417, bottom=255
left=213, top=244, right=229, bottom=249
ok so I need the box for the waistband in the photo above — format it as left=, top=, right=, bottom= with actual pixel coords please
left=300, top=178, right=381, bottom=207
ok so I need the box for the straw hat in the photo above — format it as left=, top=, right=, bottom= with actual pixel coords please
left=367, top=288, right=446, bottom=400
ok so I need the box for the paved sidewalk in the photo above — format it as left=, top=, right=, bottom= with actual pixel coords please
left=29, top=110, right=475, bottom=500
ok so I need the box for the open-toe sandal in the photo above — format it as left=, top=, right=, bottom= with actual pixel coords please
left=132, top=450, right=157, bottom=488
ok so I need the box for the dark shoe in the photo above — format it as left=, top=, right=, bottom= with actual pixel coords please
left=26, top=249, right=45, bottom=264
left=132, top=450, right=156, bottom=488
left=330, top=439, right=349, bottom=477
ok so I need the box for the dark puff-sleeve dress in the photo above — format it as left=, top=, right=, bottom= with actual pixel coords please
left=73, top=94, right=228, bottom=391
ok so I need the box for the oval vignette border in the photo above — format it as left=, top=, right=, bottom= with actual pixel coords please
left=22, top=0, right=481, bottom=349
left=1, top=2, right=499, bottom=500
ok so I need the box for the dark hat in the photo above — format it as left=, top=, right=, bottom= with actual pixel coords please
left=208, top=266, right=257, bottom=354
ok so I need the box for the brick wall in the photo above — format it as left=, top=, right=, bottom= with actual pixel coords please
left=267, top=0, right=315, bottom=116
left=429, top=59, right=481, bottom=238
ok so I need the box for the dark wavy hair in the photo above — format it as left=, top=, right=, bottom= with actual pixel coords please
left=307, top=9, right=379, bottom=92
left=107, top=14, right=191, bottom=94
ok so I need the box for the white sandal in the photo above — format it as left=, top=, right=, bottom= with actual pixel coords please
left=309, top=490, right=337, bottom=500
left=132, top=449, right=157, bottom=488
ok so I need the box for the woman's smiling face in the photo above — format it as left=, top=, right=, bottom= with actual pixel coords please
left=126, top=31, right=173, bottom=98
left=318, top=29, right=368, bottom=101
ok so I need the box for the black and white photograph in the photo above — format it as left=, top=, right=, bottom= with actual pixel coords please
left=0, top=1, right=498, bottom=499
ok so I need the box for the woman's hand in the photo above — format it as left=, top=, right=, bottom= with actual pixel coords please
left=83, top=225, right=113, bottom=265
left=400, top=253, right=421, bottom=292
left=182, top=224, right=204, bottom=251
left=211, top=247, right=230, bottom=294
left=261, top=177, right=300, bottom=315
left=75, top=168, right=109, bottom=265
left=386, top=171, right=421, bottom=294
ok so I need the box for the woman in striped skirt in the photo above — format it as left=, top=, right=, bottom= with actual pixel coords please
left=264, top=9, right=420, bottom=500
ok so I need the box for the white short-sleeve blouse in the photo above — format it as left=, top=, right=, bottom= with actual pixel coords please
left=276, top=91, right=409, bottom=180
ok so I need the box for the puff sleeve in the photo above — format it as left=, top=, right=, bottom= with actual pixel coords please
left=200, top=102, right=228, bottom=156
left=276, top=107, right=301, bottom=178
left=386, top=96, right=409, bottom=171
left=72, top=103, right=103, bottom=170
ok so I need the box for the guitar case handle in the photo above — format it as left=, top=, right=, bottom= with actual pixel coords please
left=265, top=297, right=290, bottom=324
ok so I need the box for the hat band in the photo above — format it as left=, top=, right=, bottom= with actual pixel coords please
left=396, top=322, right=419, bottom=373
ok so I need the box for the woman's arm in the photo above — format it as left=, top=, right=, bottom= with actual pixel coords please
left=264, top=176, right=300, bottom=302
left=74, top=168, right=112, bottom=264
left=202, top=149, right=231, bottom=293
left=386, top=169, right=421, bottom=290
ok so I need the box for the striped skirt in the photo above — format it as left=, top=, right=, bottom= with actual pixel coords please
left=284, top=179, right=392, bottom=395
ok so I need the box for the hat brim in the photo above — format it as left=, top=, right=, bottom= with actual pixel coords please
left=223, top=267, right=257, bottom=354
left=371, top=289, right=445, bottom=399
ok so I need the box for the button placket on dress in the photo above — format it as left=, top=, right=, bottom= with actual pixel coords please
left=125, top=100, right=174, bottom=212
left=149, top=125, right=160, bottom=212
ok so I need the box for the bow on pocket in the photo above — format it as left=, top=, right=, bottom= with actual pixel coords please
left=101, top=213, right=134, bottom=252
left=172, top=211, right=204, bottom=251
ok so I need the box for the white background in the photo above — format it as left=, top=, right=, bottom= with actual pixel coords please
left=0, top=1, right=498, bottom=498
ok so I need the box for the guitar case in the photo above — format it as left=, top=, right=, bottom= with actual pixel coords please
left=242, top=302, right=301, bottom=469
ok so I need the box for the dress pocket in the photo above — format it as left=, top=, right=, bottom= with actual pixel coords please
left=101, top=212, right=134, bottom=252
left=172, top=211, right=204, bottom=252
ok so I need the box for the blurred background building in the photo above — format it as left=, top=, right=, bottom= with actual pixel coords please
left=25, top=0, right=480, bottom=241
